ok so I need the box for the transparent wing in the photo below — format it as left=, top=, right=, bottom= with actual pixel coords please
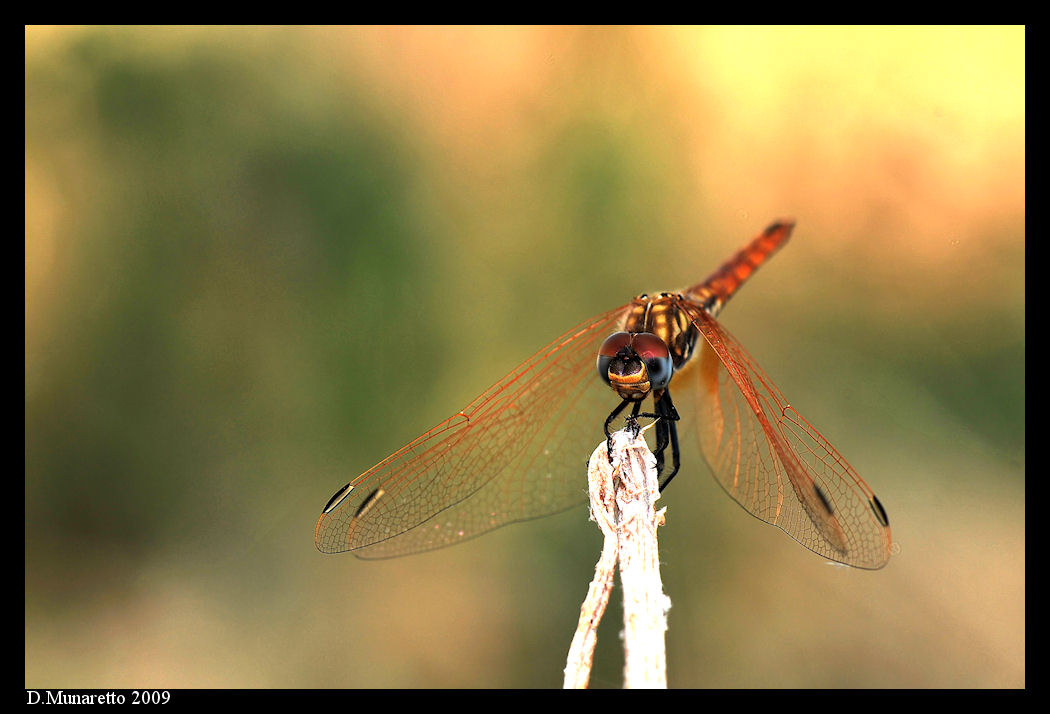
left=678, top=301, right=892, bottom=569
left=315, top=306, right=631, bottom=558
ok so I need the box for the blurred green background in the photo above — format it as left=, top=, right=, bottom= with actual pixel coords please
left=26, top=26, right=1024, bottom=688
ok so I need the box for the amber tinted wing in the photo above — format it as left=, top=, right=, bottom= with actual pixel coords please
left=315, top=305, right=631, bottom=558
left=678, top=301, right=892, bottom=569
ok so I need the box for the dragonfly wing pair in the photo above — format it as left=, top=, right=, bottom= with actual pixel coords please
left=315, top=222, right=891, bottom=568
left=682, top=303, right=891, bottom=569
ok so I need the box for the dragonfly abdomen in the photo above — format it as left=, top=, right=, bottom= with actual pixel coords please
left=686, top=221, right=794, bottom=317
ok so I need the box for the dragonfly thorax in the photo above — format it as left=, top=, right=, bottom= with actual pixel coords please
left=624, top=293, right=701, bottom=371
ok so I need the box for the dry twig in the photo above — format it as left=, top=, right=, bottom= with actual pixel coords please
left=563, top=427, right=670, bottom=689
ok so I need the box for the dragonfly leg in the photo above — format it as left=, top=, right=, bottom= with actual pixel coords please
left=631, top=390, right=680, bottom=486
left=604, top=398, right=638, bottom=463
left=629, top=399, right=643, bottom=427
left=657, top=390, right=681, bottom=491
left=646, top=390, right=680, bottom=491
left=651, top=403, right=670, bottom=479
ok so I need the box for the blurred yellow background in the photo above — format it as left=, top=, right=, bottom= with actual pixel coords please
left=26, top=26, right=1024, bottom=688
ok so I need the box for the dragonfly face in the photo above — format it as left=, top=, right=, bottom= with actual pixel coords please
left=597, top=330, right=675, bottom=401
left=316, top=221, right=893, bottom=569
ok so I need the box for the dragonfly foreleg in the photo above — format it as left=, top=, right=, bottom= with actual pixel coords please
left=604, top=398, right=643, bottom=464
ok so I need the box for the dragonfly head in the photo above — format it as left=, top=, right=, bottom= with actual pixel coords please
left=597, top=332, right=674, bottom=401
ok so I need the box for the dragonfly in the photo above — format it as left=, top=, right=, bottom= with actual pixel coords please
left=315, top=221, right=892, bottom=569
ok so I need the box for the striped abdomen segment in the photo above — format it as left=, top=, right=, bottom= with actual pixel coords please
left=686, top=221, right=794, bottom=317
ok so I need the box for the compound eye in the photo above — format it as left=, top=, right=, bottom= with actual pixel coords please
left=630, top=333, right=673, bottom=389
left=596, top=332, right=633, bottom=384
left=598, top=332, right=633, bottom=359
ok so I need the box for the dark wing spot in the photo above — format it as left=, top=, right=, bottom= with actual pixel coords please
left=870, top=494, right=890, bottom=527
left=322, top=482, right=354, bottom=514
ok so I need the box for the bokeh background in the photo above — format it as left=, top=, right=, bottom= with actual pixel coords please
left=26, top=26, right=1024, bottom=689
